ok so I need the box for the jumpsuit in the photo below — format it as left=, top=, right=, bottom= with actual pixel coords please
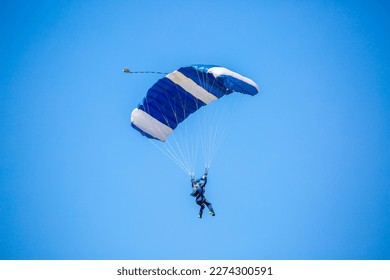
left=190, top=175, right=215, bottom=217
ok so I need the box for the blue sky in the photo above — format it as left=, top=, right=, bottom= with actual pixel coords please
left=1, top=0, right=389, bottom=259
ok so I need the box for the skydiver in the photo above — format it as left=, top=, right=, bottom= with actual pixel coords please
left=190, top=169, right=215, bottom=219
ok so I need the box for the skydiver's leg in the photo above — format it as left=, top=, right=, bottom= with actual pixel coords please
left=204, top=199, right=215, bottom=216
left=199, top=203, right=205, bottom=217
left=196, top=197, right=205, bottom=218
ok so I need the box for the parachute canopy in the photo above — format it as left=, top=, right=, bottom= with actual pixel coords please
left=131, top=64, right=259, bottom=142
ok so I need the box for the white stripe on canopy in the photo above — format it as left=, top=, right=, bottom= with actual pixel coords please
left=166, top=71, right=218, bottom=104
left=207, top=66, right=259, bottom=92
left=131, top=108, right=173, bottom=142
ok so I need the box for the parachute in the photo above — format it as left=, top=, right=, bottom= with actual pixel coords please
left=130, top=64, right=259, bottom=176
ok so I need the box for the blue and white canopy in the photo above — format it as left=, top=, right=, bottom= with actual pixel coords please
left=131, top=65, right=259, bottom=141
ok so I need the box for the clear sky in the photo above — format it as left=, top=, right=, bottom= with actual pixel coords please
left=1, top=0, right=389, bottom=260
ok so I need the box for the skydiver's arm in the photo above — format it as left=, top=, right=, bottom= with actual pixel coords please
left=203, top=176, right=207, bottom=186
left=191, top=178, right=196, bottom=189
left=202, top=168, right=208, bottom=184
